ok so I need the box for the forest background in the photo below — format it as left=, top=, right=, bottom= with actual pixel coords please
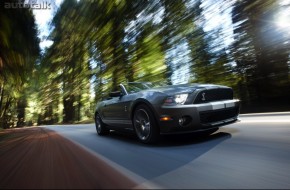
left=1, top=0, right=290, bottom=128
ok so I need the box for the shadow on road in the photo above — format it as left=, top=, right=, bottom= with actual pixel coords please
left=94, top=129, right=232, bottom=179
left=158, top=131, right=232, bottom=147
left=102, top=129, right=232, bottom=147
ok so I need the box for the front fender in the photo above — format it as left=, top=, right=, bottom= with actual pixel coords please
left=129, top=92, right=165, bottom=121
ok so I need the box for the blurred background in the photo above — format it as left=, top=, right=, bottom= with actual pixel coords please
left=0, top=0, right=290, bottom=128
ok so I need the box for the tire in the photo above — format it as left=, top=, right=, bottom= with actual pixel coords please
left=95, top=113, right=109, bottom=135
left=133, top=104, right=159, bottom=144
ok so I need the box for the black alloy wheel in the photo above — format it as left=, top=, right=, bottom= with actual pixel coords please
left=95, top=114, right=109, bottom=135
left=133, top=104, right=159, bottom=144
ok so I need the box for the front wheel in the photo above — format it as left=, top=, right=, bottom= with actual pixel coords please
left=95, top=114, right=109, bottom=135
left=133, top=105, right=159, bottom=144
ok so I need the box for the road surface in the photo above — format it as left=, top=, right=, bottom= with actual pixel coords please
left=45, top=112, right=290, bottom=189
left=1, top=112, right=290, bottom=188
left=0, top=127, right=141, bottom=189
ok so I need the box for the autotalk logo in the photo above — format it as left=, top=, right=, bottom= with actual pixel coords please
left=4, top=0, right=51, bottom=10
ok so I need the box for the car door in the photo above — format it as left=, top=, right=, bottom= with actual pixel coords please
left=102, top=92, right=131, bottom=122
left=102, top=96, right=122, bottom=120
left=101, top=97, right=120, bottom=120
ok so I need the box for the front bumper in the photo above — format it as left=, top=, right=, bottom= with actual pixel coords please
left=154, top=99, right=240, bottom=134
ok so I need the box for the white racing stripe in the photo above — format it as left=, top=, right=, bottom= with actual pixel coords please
left=210, top=99, right=239, bottom=110
left=211, top=102, right=225, bottom=110
left=224, top=100, right=236, bottom=108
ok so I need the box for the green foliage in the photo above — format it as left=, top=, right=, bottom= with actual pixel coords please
left=0, top=2, right=40, bottom=128
left=2, top=0, right=290, bottom=127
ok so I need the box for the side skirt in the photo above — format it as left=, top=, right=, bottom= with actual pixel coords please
left=102, top=119, right=133, bottom=129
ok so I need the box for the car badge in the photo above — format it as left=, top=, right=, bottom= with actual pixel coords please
left=202, top=92, right=206, bottom=101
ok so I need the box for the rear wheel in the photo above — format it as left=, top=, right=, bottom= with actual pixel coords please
left=95, top=114, right=109, bottom=135
left=133, top=105, right=159, bottom=144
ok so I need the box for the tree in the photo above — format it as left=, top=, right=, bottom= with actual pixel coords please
left=0, top=2, right=39, bottom=128
left=39, top=0, right=92, bottom=123
left=232, top=0, right=290, bottom=103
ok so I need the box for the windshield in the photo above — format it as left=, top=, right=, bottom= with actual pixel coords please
left=123, top=82, right=154, bottom=94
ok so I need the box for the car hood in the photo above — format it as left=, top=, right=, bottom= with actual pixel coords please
left=144, top=83, right=229, bottom=95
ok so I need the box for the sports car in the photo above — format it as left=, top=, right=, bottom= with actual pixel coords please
left=95, top=82, right=240, bottom=144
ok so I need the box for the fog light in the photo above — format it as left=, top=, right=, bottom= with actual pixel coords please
left=179, top=117, right=185, bottom=126
left=178, top=116, right=192, bottom=126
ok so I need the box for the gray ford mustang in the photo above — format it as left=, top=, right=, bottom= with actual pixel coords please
left=95, top=82, right=240, bottom=144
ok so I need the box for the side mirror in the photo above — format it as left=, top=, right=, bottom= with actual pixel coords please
left=109, top=91, right=122, bottom=97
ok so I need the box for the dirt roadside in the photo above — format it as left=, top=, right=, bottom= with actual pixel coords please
left=0, top=127, right=141, bottom=189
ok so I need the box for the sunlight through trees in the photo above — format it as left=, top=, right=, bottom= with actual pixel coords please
left=1, top=0, right=289, bottom=127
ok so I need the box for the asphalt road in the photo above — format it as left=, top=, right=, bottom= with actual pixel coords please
left=0, top=127, right=140, bottom=189
left=44, top=112, right=290, bottom=189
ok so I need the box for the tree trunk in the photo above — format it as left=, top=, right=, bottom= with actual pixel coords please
left=63, top=95, right=75, bottom=123
left=17, top=97, right=26, bottom=127
left=0, top=82, right=4, bottom=116
left=1, top=97, right=12, bottom=129
left=77, top=95, right=81, bottom=121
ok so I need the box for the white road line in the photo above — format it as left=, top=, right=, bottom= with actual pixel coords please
left=240, top=111, right=290, bottom=116
left=240, top=119, right=290, bottom=123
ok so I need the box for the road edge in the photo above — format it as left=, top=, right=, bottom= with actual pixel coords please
left=44, top=126, right=163, bottom=189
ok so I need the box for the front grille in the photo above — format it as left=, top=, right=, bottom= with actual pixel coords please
left=193, top=88, right=233, bottom=104
left=200, top=107, right=239, bottom=124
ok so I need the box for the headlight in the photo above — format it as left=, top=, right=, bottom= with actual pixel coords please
left=163, top=93, right=188, bottom=105
left=174, top=94, right=188, bottom=104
